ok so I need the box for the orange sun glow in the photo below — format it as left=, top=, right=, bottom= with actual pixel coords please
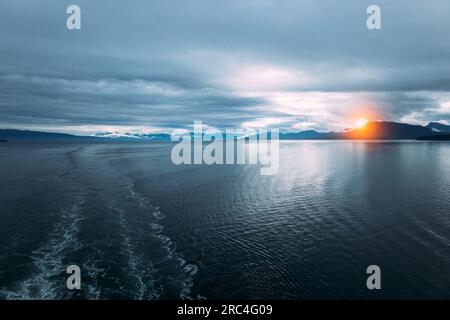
left=355, top=118, right=369, bottom=128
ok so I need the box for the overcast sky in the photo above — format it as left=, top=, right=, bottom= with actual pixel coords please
left=1, top=0, right=450, bottom=134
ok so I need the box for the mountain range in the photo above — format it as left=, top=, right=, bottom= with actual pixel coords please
left=268, top=121, right=450, bottom=140
left=0, top=129, right=170, bottom=141
left=1, top=121, right=450, bottom=141
left=426, top=122, right=450, bottom=133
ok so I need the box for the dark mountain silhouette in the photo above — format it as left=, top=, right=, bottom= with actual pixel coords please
left=426, top=122, right=450, bottom=133
left=0, top=129, right=100, bottom=141
left=331, top=121, right=437, bottom=139
left=274, top=121, right=438, bottom=140
left=0, top=139, right=7, bottom=142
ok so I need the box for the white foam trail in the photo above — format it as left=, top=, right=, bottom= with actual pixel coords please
left=107, top=200, right=160, bottom=300
left=82, top=246, right=105, bottom=300
left=122, top=177, right=199, bottom=300
left=2, top=188, right=86, bottom=300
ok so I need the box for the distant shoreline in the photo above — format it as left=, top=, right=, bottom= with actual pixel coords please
left=416, top=135, right=450, bottom=141
left=2, top=121, right=450, bottom=142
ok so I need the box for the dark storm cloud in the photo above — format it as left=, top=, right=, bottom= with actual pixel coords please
left=0, top=75, right=268, bottom=129
left=1, top=0, right=450, bottom=133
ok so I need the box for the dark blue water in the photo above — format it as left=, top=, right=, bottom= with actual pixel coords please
left=1, top=141, right=450, bottom=299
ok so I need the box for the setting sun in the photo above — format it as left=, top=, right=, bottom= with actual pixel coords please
left=355, top=118, right=369, bottom=128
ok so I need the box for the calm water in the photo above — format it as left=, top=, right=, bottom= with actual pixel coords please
left=1, top=141, right=450, bottom=299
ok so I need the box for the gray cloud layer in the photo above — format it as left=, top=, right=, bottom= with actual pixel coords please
left=1, top=0, right=450, bottom=133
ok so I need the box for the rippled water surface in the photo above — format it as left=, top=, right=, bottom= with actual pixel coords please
left=1, top=141, right=450, bottom=299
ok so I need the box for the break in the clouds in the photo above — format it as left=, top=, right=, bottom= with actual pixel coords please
left=1, top=0, right=450, bottom=134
